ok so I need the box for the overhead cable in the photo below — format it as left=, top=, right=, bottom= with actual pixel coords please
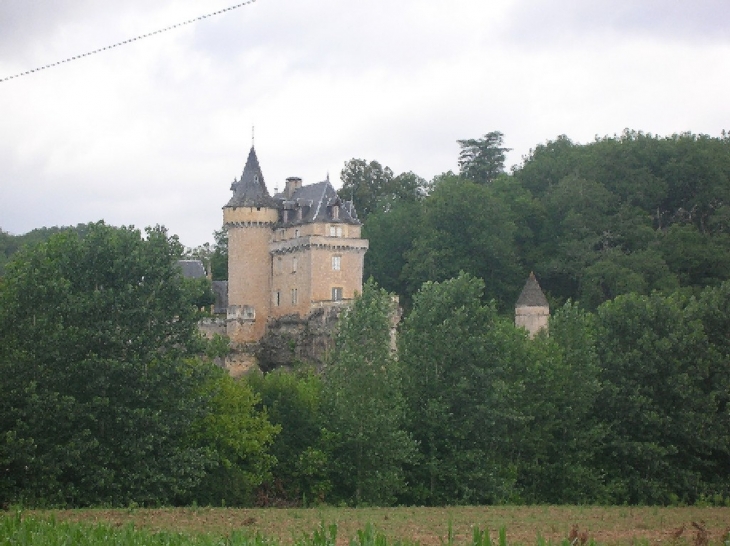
left=0, top=0, right=257, bottom=83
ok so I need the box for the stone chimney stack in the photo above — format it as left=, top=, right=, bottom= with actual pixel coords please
left=285, top=177, right=302, bottom=198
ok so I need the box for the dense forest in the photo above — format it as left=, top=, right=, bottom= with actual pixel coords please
left=1, top=130, right=730, bottom=508
left=351, top=130, right=730, bottom=311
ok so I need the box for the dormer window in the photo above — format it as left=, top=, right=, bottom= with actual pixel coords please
left=332, top=205, right=340, bottom=220
left=297, top=208, right=303, bottom=221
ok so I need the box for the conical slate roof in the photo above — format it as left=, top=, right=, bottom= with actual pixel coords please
left=516, top=272, right=549, bottom=307
left=226, top=147, right=278, bottom=208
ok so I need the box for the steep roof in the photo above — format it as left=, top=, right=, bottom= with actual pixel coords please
left=177, top=259, right=206, bottom=279
left=516, top=272, right=549, bottom=307
left=226, top=147, right=278, bottom=208
left=275, top=180, right=360, bottom=225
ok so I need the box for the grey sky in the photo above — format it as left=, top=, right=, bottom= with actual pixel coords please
left=1, top=0, right=728, bottom=247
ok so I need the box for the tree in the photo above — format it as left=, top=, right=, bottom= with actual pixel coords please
left=338, top=159, right=395, bottom=221
left=401, top=175, right=522, bottom=307
left=511, top=302, right=605, bottom=503
left=399, top=273, right=529, bottom=505
left=362, top=200, right=422, bottom=301
left=320, top=280, right=415, bottom=505
left=338, top=160, right=427, bottom=221
left=0, top=222, right=224, bottom=506
left=210, top=228, right=228, bottom=281
left=247, top=367, right=331, bottom=505
left=185, top=371, right=279, bottom=507
left=457, top=131, right=511, bottom=184
left=593, top=291, right=722, bottom=503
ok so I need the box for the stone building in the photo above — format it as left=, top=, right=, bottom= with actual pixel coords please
left=515, top=272, right=550, bottom=338
left=224, top=146, right=368, bottom=343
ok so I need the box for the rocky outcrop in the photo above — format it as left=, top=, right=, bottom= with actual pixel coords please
left=255, top=306, right=344, bottom=372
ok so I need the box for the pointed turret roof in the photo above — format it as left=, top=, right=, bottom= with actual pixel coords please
left=226, top=147, right=278, bottom=208
left=516, top=272, right=549, bottom=307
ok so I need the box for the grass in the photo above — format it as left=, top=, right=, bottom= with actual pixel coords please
left=3, top=506, right=730, bottom=546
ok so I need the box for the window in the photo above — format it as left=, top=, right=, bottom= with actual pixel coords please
left=243, top=305, right=255, bottom=319
left=291, top=288, right=298, bottom=305
left=329, top=226, right=336, bottom=237
left=332, top=255, right=341, bottom=271
left=332, top=205, right=339, bottom=220
left=292, top=257, right=298, bottom=273
left=336, top=226, right=342, bottom=237
left=274, top=291, right=280, bottom=306
left=332, top=287, right=343, bottom=301
left=295, top=229, right=300, bottom=238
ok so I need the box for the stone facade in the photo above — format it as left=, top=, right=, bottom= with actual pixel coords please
left=224, top=147, right=368, bottom=344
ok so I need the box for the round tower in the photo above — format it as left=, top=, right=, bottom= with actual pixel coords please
left=223, top=146, right=278, bottom=343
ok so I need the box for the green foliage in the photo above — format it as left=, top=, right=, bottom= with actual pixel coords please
left=338, top=159, right=395, bottom=222
left=402, top=176, right=522, bottom=307
left=457, top=131, right=511, bottom=185
left=513, top=131, right=730, bottom=307
left=338, top=160, right=427, bottom=222
left=321, top=280, right=415, bottom=505
left=593, top=290, right=730, bottom=503
left=210, top=228, right=228, bottom=281
left=247, top=367, right=331, bottom=505
left=0, top=224, right=93, bottom=278
left=0, top=222, right=226, bottom=506
left=185, top=372, right=279, bottom=507
left=399, top=273, right=528, bottom=504
left=510, top=302, right=605, bottom=503
left=357, top=130, right=730, bottom=313
left=362, top=201, right=422, bottom=302
left=0, top=514, right=278, bottom=546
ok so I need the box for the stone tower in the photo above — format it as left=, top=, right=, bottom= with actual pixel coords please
left=223, top=146, right=278, bottom=343
left=515, top=272, right=550, bottom=338
left=222, top=146, right=368, bottom=346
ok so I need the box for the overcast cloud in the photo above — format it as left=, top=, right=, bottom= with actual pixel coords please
left=1, top=0, right=728, bottom=247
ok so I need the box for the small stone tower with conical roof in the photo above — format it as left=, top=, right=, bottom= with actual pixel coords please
left=515, top=272, right=550, bottom=338
left=224, top=146, right=279, bottom=342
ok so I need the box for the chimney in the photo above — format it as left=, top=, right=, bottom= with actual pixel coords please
left=285, top=177, right=302, bottom=198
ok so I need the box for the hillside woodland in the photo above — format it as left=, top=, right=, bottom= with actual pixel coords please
left=1, top=130, right=730, bottom=508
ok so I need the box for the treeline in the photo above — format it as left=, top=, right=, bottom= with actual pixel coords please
left=0, top=224, right=92, bottom=278
left=3, top=222, right=728, bottom=508
left=352, top=130, right=730, bottom=310
left=3, top=129, right=730, bottom=508
left=250, top=276, right=730, bottom=507
left=0, top=223, right=274, bottom=508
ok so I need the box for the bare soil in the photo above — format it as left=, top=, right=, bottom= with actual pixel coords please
left=29, top=506, right=730, bottom=546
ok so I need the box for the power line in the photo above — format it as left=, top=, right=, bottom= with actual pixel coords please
left=1, top=0, right=258, bottom=84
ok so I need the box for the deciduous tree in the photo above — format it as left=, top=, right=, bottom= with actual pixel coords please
left=321, top=280, right=415, bottom=505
